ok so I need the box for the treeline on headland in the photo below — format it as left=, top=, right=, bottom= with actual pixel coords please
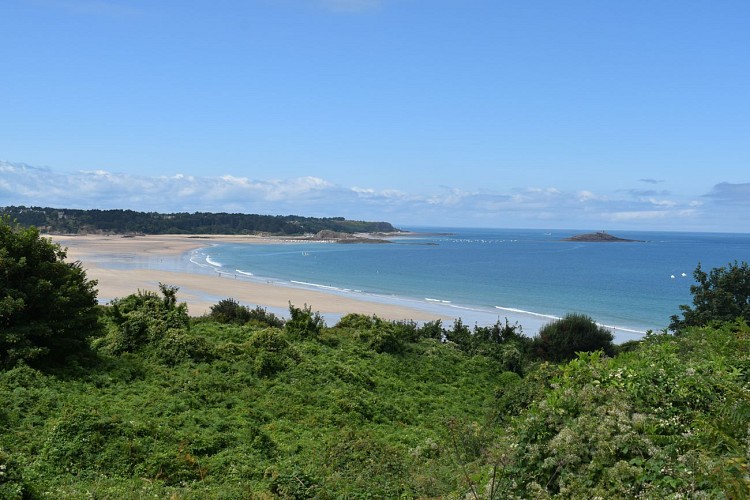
left=0, top=205, right=400, bottom=235
left=2, top=218, right=750, bottom=498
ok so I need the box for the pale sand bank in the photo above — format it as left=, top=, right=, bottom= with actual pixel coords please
left=48, top=234, right=451, bottom=323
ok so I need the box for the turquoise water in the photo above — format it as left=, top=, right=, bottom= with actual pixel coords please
left=187, top=228, right=750, bottom=339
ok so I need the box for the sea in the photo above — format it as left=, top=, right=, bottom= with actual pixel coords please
left=146, top=228, right=750, bottom=343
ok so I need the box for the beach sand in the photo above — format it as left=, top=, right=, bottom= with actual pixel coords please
left=48, top=234, right=450, bottom=323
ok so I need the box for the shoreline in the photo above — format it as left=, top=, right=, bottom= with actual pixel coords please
left=48, top=234, right=455, bottom=324
left=48, top=234, right=648, bottom=342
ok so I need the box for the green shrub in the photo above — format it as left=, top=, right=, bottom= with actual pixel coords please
left=284, top=303, right=324, bottom=339
left=209, top=298, right=285, bottom=328
left=418, top=319, right=444, bottom=340
left=335, top=313, right=375, bottom=330
left=338, top=314, right=419, bottom=353
left=0, top=448, right=26, bottom=499
left=248, top=328, right=300, bottom=377
left=105, top=284, right=189, bottom=354
left=209, top=298, right=251, bottom=324
left=268, top=464, right=322, bottom=499
left=533, top=312, right=614, bottom=362
left=40, top=406, right=150, bottom=477
left=485, top=324, right=750, bottom=497
left=153, top=330, right=214, bottom=366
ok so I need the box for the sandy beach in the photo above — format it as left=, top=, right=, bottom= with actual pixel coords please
left=48, top=234, right=450, bottom=323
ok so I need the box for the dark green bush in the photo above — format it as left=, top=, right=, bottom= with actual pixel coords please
left=248, top=328, right=300, bottom=377
left=533, top=312, right=614, bottom=362
left=337, top=314, right=411, bottom=353
left=104, top=284, right=189, bottom=354
left=0, top=217, right=100, bottom=368
left=418, top=319, right=444, bottom=340
left=335, top=313, right=375, bottom=330
left=209, top=298, right=285, bottom=328
left=154, top=330, right=213, bottom=366
left=284, top=303, right=324, bottom=339
left=209, top=298, right=251, bottom=324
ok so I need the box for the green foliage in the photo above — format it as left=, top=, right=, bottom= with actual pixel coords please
left=0, top=305, right=504, bottom=497
left=533, top=312, right=614, bottom=362
left=670, top=260, right=750, bottom=331
left=153, top=330, right=213, bottom=366
left=0, top=216, right=100, bottom=368
left=284, top=303, right=324, bottom=339
left=209, top=297, right=248, bottom=323
left=5, top=267, right=748, bottom=497
left=247, top=328, right=300, bottom=377
left=103, top=283, right=189, bottom=354
left=0, top=447, right=26, bottom=499
left=209, top=298, right=285, bottom=328
left=494, top=367, right=555, bottom=423
left=337, top=313, right=414, bottom=354
left=485, top=321, right=750, bottom=497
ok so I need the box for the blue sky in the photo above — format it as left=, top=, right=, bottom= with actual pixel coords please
left=1, top=0, right=749, bottom=231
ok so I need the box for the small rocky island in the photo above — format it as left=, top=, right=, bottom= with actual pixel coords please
left=563, top=231, right=644, bottom=243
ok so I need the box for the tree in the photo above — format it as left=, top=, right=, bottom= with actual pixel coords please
left=532, top=313, right=614, bottom=362
left=0, top=217, right=100, bottom=368
left=669, top=261, right=750, bottom=332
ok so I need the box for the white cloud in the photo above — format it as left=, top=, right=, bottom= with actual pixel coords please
left=577, top=190, right=604, bottom=202
left=0, top=160, right=745, bottom=231
left=704, top=182, right=750, bottom=205
left=646, top=198, right=676, bottom=208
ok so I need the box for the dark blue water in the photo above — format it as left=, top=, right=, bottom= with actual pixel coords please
left=190, top=228, right=750, bottom=335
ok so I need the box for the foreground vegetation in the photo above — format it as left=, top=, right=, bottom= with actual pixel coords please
left=1, top=218, right=749, bottom=497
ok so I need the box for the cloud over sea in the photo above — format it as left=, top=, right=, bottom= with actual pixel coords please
left=0, top=160, right=745, bottom=232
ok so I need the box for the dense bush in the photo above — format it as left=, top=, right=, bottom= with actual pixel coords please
left=103, top=283, right=189, bottom=354
left=670, top=260, right=750, bottom=331
left=247, top=328, right=300, bottom=376
left=533, top=312, right=614, bottom=362
left=0, top=447, right=26, bottom=499
left=0, top=217, right=100, bottom=368
left=284, top=303, right=324, bottom=339
left=482, top=321, right=750, bottom=498
left=209, top=298, right=285, bottom=327
left=336, top=314, right=413, bottom=353
left=0, top=305, right=506, bottom=497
